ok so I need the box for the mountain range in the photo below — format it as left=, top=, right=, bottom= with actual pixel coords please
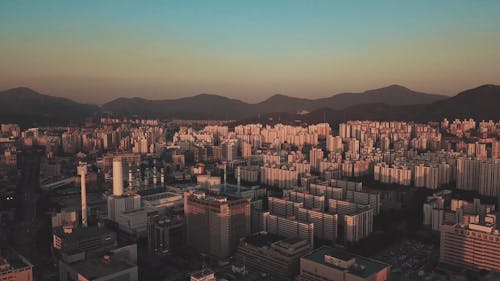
left=239, top=84, right=500, bottom=125
left=101, top=84, right=446, bottom=119
left=1, top=84, right=499, bottom=126
left=0, top=87, right=99, bottom=126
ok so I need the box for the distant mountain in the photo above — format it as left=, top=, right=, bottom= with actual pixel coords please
left=3, top=84, right=497, bottom=127
left=103, top=94, right=253, bottom=119
left=0, top=87, right=99, bottom=126
left=254, top=94, right=317, bottom=114
left=103, top=85, right=445, bottom=119
left=237, top=84, right=500, bottom=125
left=316, top=85, right=446, bottom=110
left=424, top=84, right=500, bottom=121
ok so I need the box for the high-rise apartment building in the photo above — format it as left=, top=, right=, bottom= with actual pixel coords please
left=309, top=148, right=324, bottom=171
left=260, top=164, right=298, bottom=189
left=343, top=208, right=373, bottom=242
left=456, top=158, right=500, bottom=197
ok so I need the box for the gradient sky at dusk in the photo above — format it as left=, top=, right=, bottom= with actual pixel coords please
left=1, top=0, right=500, bottom=104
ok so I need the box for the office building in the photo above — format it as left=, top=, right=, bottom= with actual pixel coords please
left=440, top=223, right=500, bottom=272
left=52, top=225, right=117, bottom=255
left=147, top=210, right=184, bottom=256
left=15, top=147, right=42, bottom=222
left=235, top=233, right=311, bottom=280
left=184, top=191, right=251, bottom=259
left=59, top=244, right=138, bottom=281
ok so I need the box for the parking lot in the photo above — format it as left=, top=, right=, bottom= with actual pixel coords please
left=373, top=239, right=439, bottom=281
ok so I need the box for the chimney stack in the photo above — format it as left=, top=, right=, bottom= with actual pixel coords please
left=77, top=162, right=88, bottom=227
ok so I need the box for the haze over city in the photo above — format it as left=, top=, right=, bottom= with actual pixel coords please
left=1, top=1, right=500, bottom=103
left=2, top=2, right=500, bottom=281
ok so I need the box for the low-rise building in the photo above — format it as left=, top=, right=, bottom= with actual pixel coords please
left=235, top=233, right=311, bottom=280
left=298, top=246, right=390, bottom=281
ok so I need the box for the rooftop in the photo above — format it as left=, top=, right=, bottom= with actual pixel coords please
left=280, top=237, right=306, bottom=246
left=190, top=268, right=215, bottom=279
left=327, top=248, right=355, bottom=261
left=243, top=232, right=285, bottom=248
left=54, top=225, right=114, bottom=241
left=0, top=249, right=33, bottom=274
left=142, top=191, right=181, bottom=201
left=302, top=246, right=389, bottom=278
left=71, top=255, right=136, bottom=279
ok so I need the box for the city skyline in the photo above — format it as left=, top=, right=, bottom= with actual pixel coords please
left=1, top=1, right=500, bottom=103
left=2, top=2, right=500, bottom=281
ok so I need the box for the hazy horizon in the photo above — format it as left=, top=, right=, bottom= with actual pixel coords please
left=1, top=1, right=500, bottom=104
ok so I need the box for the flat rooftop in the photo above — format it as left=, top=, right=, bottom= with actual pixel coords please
left=302, top=246, right=389, bottom=278
left=243, top=233, right=285, bottom=248
left=54, top=225, right=114, bottom=241
left=142, top=191, right=181, bottom=201
left=190, top=268, right=215, bottom=278
left=327, top=248, right=354, bottom=261
left=280, top=237, right=306, bottom=246
left=72, top=255, right=136, bottom=279
left=0, top=249, right=33, bottom=274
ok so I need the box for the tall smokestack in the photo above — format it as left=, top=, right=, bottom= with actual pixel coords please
left=77, top=162, right=88, bottom=227
left=112, top=157, right=123, bottom=196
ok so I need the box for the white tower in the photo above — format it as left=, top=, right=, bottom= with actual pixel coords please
left=113, top=157, right=124, bottom=196
left=77, top=162, right=88, bottom=227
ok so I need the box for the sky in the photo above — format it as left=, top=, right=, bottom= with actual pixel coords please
left=1, top=1, right=500, bottom=104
